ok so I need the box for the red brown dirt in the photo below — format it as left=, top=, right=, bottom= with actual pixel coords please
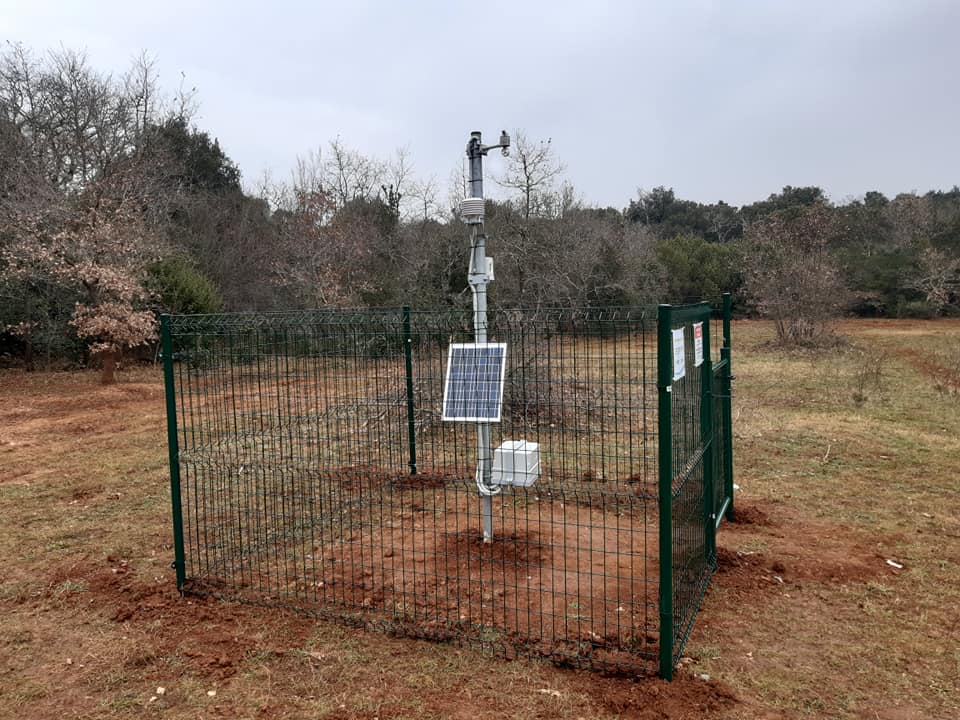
left=23, top=551, right=741, bottom=720
left=192, top=475, right=661, bottom=672
left=579, top=674, right=739, bottom=720
left=36, top=555, right=280, bottom=681
left=714, top=501, right=898, bottom=596
left=729, top=503, right=771, bottom=527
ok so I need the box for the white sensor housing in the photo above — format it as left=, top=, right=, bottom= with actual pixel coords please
left=460, top=197, right=485, bottom=224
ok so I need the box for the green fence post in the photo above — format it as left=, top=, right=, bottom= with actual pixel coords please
left=699, top=307, right=716, bottom=564
left=160, top=315, right=186, bottom=592
left=402, top=306, right=417, bottom=476
left=657, top=304, right=675, bottom=680
left=722, top=293, right=734, bottom=522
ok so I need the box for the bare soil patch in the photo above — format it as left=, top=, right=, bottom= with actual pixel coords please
left=729, top=503, right=771, bottom=527
left=715, top=501, right=899, bottom=594
left=186, top=473, right=660, bottom=672
left=577, top=674, right=739, bottom=719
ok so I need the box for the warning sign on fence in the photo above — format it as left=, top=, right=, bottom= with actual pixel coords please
left=672, top=327, right=686, bottom=381
left=693, top=322, right=704, bottom=367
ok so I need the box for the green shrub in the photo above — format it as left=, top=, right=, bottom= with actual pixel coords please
left=654, top=235, right=742, bottom=303
left=896, top=300, right=935, bottom=319
left=148, top=256, right=224, bottom=315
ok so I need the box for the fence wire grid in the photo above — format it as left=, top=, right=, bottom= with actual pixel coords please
left=161, top=300, right=733, bottom=677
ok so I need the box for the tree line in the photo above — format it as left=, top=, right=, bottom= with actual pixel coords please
left=1, top=44, right=958, bottom=377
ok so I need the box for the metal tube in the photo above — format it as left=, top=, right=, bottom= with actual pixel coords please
left=468, top=131, right=484, bottom=199
left=471, top=224, right=494, bottom=541
left=467, top=132, right=494, bottom=542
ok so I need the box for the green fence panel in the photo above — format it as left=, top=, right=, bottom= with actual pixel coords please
left=656, top=300, right=732, bottom=677
left=160, top=302, right=736, bottom=678
left=162, top=306, right=662, bottom=674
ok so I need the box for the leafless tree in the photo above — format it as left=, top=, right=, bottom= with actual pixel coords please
left=886, top=193, right=936, bottom=249
left=909, top=246, right=960, bottom=315
left=271, top=193, right=382, bottom=308
left=408, top=174, right=443, bottom=223
left=883, top=194, right=959, bottom=314
left=322, top=138, right=385, bottom=208
left=0, top=43, right=190, bottom=378
left=124, top=51, right=161, bottom=134
left=743, top=203, right=847, bottom=345
left=447, top=161, right=468, bottom=217
left=497, top=130, right=566, bottom=220
left=0, top=43, right=177, bottom=194
left=382, top=146, right=412, bottom=218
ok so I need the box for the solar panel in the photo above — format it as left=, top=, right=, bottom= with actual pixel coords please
left=441, top=343, right=507, bottom=422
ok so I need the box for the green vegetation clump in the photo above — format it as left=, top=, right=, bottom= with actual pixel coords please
left=147, top=257, right=224, bottom=316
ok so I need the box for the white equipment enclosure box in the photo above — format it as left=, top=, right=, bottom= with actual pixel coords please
left=492, top=440, right=540, bottom=487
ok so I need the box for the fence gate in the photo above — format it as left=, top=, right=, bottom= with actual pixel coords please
left=161, top=298, right=734, bottom=678
left=655, top=297, right=734, bottom=679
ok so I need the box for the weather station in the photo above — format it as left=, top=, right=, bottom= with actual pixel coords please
left=443, top=130, right=540, bottom=543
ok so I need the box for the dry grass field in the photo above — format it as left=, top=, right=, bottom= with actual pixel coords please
left=1, top=318, right=958, bottom=719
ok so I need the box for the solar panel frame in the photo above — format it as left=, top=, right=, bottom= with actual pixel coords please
left=441, top=342, right=508, bottom=422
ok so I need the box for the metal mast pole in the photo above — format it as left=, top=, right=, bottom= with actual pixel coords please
left=460, top=129, right=509, bottom=543
left=466, top=131, right=495, bottom=542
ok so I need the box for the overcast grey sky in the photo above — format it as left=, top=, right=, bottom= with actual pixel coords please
left=4, top=0, right=959, bottom=207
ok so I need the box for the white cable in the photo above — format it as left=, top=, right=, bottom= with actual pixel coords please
left=475, top=465, right=502, bottom=497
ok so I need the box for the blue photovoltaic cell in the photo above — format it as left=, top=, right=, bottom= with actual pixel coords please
left=441, top=343, right=507, bottom=422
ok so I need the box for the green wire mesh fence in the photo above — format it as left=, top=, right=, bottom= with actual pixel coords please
left=161, top=299, right=733, bottom=677
left=656, top=301, right=732, bottom=678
